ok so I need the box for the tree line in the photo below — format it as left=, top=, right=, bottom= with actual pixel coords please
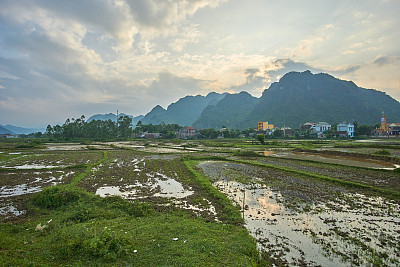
left=24, top=115, right=380, bottom=141
left=45, top=115, right=133, bottom=140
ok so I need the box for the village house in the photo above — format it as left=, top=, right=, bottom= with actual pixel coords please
left=142, top=132, right=162, bottom=139
left=388, top=123, right=400, bottom=136
left=258, top=121, right=274, bottom=131
left=0, top=133, right=18, bottom=138
left=311, top=122, right=331, bottom=137
left=337, top=123, right=355, bottom=138
left=372, top=112, right=400, bottom=137
left=176, top=126, right=197, bottom=139
left=281, top=127, right=293, bottom=137
left=302, top=122, right=316, bottom=130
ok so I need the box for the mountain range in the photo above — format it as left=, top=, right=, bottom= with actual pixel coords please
left=87, top=113, right=144, bottom=126
left=138, top=70, right=400, bottom=129
left=10, top=70, right=398, bottom=132
left=0, top=124, right=45, bottom=135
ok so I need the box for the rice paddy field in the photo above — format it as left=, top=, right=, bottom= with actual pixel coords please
left=0, top=138, right=399, bottom=266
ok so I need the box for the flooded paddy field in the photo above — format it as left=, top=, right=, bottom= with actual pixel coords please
left=1, top=140, right=399, bottom=265
left=198, top=160, right=400, bottom=266
left=251, top=154, right=400, bottom=192
left=0, top=149, right=103, bottom=219
left=79, top=150, right=219, bottom=221
left=0, top=150, right=103, bottom=168
left=264, top=150, right=399, bottom=169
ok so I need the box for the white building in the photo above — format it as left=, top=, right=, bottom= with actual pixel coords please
left=311, top=122, right=331, bottom=136
left=337, top=123, right=355, bottom=138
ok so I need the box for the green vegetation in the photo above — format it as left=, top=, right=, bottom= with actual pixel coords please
left=1, top=137, right=399, bottom=266
left=45, top=115, right=133, bottom=140
left=182, top=158, right=244, bottom=225
left=2, top=185, right=264, bottom=266
left=0, top=141, right=267, bottom=266
left=373, top=149, right=391, bottom=156
left=233, top=150, right=262, bottom=157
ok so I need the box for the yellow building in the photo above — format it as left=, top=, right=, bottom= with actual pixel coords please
left=258, top=121, right=274, bottom=131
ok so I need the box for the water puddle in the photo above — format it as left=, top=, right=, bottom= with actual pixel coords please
left=0, top=184, right=42, bottom=197
left=96, top=174, right=193, bottom=200
left=1, top=164, right=64, bottom=169
left=214, top=180, right=400, bottom=266
left=173, top=199, right=219, bottom=221
left=0, top=205, right=26, bottom=216
left=45, top=144, right=88, bottom=150
left=0, top=171, right=75, bottom=198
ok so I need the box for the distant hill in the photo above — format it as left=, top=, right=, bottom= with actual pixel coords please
left=242, top=71, right=400, bottom=128
left=88, top=71, right=400, bottom=130
left=87, top=113, right=144, bottom=126
left=191, top=71, right=400, bottom=129
left=0, top=125, right=14, bottom=134
left=0, top=124, right=44, bottom=134
left=193, top=91, right=258, bottom=129
left=141, top=92, right=227, bottom=126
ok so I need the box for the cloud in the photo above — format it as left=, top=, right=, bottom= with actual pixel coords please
left=372, top=55, right=400, bottom=66
left=0, top=0, right=399, bottom=127
left=262, top=58, right=324, bottom=81
left=144, top=72, right=208, bottom=104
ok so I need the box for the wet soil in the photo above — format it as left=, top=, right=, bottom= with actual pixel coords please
left=2, top=141, right=400, bottom=265
left=246, top=155, right=400, bottom=192
left=79, top=150, right=219, bottom=221
left=198, top=161, right=400, bottom=266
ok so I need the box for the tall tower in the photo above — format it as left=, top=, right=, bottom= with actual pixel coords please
left=380, top=111, right=387, bottom=130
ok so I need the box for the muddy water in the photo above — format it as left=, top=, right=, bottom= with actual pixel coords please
left=201, top=162, right=400, bottom=266
left=265, top=150, right=398, bottom=169
left=1, top=164, right=64, bottom=169
left=95, top=175, right=194, bottom=199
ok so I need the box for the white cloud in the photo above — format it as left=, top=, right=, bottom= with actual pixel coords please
left=0, top=0, right=399, bottom=127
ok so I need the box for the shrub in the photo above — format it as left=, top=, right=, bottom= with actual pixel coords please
left=102, top=196, right=153, bottom=217
left=30, top=186, right=84, bottom=209
left=233, top=150, right=261, bottom=157
left=373, top=149, right=391, bottom=156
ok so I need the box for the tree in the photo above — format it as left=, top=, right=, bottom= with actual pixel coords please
left=45, top=125, right=53, bottom=137
left=199, top=128, right=218, bottom=139
left=118, top=115, right=133, bottom=138
left=256, top=134, right=265, bottom=144
left=272, top=130, right=283, bottom=138
left=355, top=124, right=374, bottom=136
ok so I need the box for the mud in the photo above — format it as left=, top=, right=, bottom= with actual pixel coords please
left=266, top=150, right=399, bottom=169
left=199, top=161, right=400, bottom=266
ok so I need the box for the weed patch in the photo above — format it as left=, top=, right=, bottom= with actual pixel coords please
left=182, top=158, right=243, bottom=225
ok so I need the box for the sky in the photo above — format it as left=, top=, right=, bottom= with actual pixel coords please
left=0, top=0, right=399, bottom=128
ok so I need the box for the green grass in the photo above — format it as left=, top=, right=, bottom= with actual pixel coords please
left=0, top=146, right=269, bottom=266
left=1, top=185, right=266, bottom=266
left=373, top=149, right=391, bottom=156
left=233, top=150, right=262, bottom=157
left=69, top=151, right=108, bottom=187
left=182, top=158, right=245, bottom=226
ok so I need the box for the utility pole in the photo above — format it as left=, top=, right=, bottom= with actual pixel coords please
left=116, top=110, right=119, bottom=137
left=283, top=123, right=286, bottom=137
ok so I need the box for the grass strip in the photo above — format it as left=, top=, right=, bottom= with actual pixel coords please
left=182, top=157, right=244, bottom=226
left=69, top=151, right=108, bottom=187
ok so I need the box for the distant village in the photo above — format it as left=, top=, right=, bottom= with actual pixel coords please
left=2, top=112, right=400, bottom=140
left=135, top=112, right=400, bottom=140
